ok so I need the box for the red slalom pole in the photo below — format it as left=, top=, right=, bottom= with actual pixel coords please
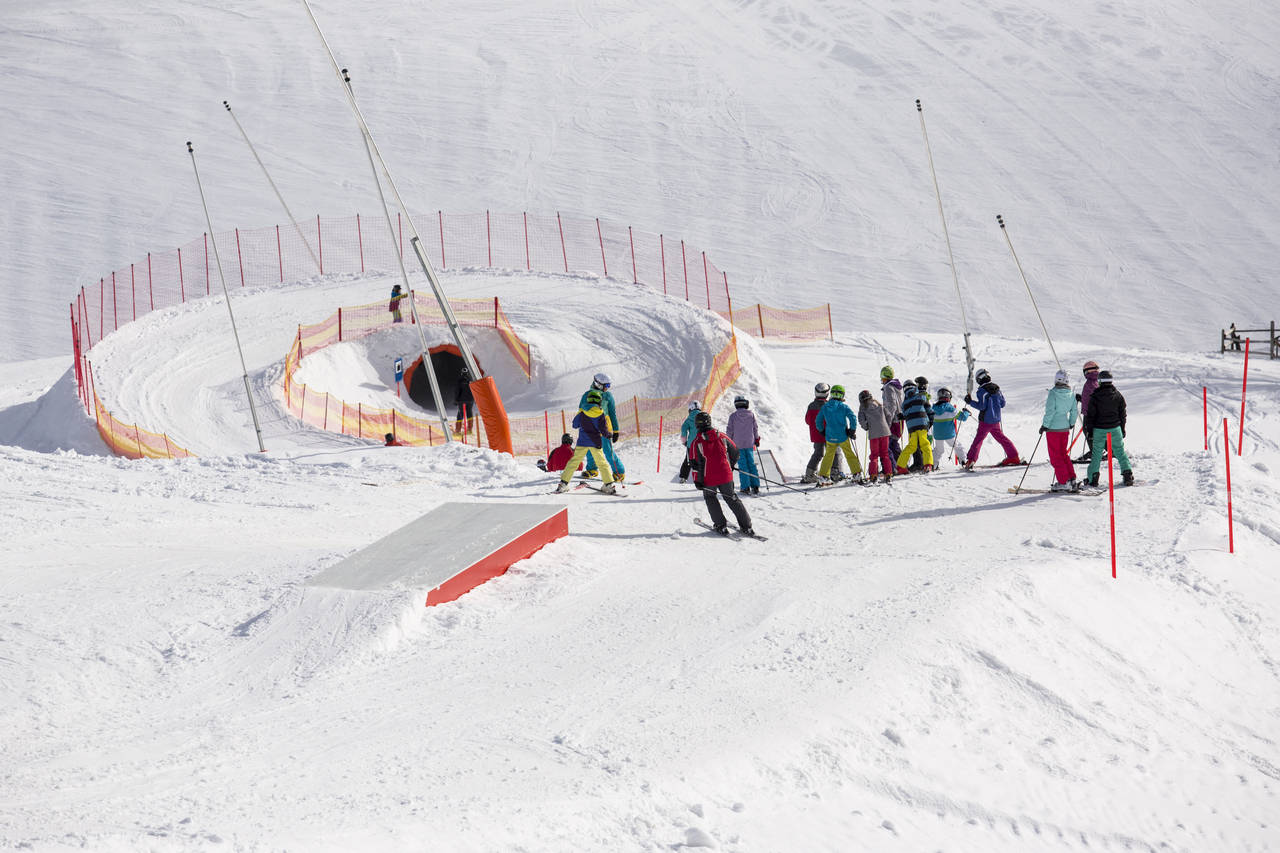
left=657, top=415, right=664, bottom=473
left=1238, top=338, right=1250, bottom=455
left=1107, top=431, right=1117, bottom=578
left=1224, top=418, right=1234, bottom=554
left=1203, top=386, right=1208, bottom=451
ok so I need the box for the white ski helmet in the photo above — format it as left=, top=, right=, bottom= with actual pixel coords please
left=592, top=372, right=613, bottom=390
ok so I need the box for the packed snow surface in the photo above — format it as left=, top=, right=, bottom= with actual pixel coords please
left=3, top=0, right=1280, bottom=850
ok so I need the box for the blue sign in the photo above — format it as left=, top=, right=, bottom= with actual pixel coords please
left=393, top=357, right=404, bottom=384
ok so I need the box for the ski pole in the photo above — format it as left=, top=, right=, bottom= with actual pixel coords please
left=730, top=467, right=810, bottom=496
left=1010, top=431, right=1044, bottom=495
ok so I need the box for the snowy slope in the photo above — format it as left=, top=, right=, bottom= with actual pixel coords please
left=3, top=0, right=1280, bottom=362
left=3, top=0, right=1280, bottom=851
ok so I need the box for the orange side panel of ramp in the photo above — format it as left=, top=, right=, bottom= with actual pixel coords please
left=425, top=507, right=568, bottom=606
left=470, top=375, right=514, bottom=455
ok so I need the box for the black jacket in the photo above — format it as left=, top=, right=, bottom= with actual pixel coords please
left=1085, top=383, right=1126, bottom=432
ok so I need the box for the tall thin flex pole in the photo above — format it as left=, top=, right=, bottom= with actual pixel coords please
left=997, top=214, right=1062, bottom=371
left=917, top=99, right=976, bottom=396
left=187, top=141, right=267, bottom=453
left=223, top=101, right=321, bottom=274
left=299, top=0, right=482, bottom=385
left=344, top=70, right=452, bottom=439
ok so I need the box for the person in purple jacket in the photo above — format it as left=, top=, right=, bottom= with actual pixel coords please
left=961, top=368, right=1021, bottom=469
left=726, top=395, right=761, bottom=494
left=1074, top=360, right=1101, bottom=464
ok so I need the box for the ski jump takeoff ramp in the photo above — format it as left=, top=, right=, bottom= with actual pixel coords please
left=307, top=503, right=568, bottom=606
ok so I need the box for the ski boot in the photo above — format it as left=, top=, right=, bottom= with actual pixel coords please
left=1122, top=470, right=1135, bottom=487
left=554, top=481, right=571, bottom=493
left=600, top=482, right=617, bottom=495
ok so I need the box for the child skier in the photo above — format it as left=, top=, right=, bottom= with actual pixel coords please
left=930, top=387, right=969, bottom=467
left=815, top=385, right=863, bottom=484
left=1041, top=369, right=1080, bottom=491
left=895, top=380, right=935, bottom=474
left=1084, top=370, right=1134, bottom=487
left=880, top=366, right=904, bottom=462
left=857, top=389, right=894, bottom=483
left=803, top=383, right=844, bottom=483
left=678, top=401, right=701, bottom=484
left=388, top=284, right=406, bottom=323
left=962, top=368, right=1021, bottom=469
left=538, top=433, right=577, bottom=473
left=688, top=411, right=755, bottom=536
left=909, top=375, right=932, bottom=471
left=1074, top=360, right=1101, bottom=464
left=555, top=389, right=616, bottom=494
left=726, top=395, right=762, bottom=494
left=580, top=372, right=626, bottom=482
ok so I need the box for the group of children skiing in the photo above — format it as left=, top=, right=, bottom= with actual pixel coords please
left=543, top=359, right=1134, bottom=535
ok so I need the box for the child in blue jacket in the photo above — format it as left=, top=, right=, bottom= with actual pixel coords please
left=930, top=387, right=969, bottom=466
left=814, top=385, right=863, bottom=483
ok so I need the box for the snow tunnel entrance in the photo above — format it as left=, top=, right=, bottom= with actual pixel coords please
left=404, top=345, right=481, bottom=414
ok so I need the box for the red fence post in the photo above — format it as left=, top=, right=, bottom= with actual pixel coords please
left=702, top=251, right=710, bottom=309
left=1239, top=338, right=1250, bottom=455
left=235, top=228, right=245, bottom=287
left=277, top=224, right=283, bottom=282
left=681, top=239, right=689, bottom=300
left=1203, top=386, right=1208, bottom=451
left=1107, top=431, right=1117, bottom=578
left=657, top=415, right=664, bottom=473
left=827, top=304, right=834, bottom=341
left=557, top=212, right=568, bottom=272
left=597, top=218, right=608, bottom=277
left=316, top=215, right=323, bottom=274
left=147, top=253, right=154, bottom=312
left=523, top=212, right=531, bottom=270
left=629, top=226, right=637, bottom=283
left=757, top=304, right=766, bottom=338
left=544, top=411, right=550, bottom=458
left=494, top=296, right=499, bottom=327
left=439, top=210, right=446, bottom=268
left=1224, top=418, right=1234, bottom=553
left=487, top=210, right=493, bottom=268
left=660, top=234, right=667, bottom=295
left=633, top=397, right=641, bottom=438
left=357, top=214, right=364, bottom=273
left=338, top=308, right=343, bottom=343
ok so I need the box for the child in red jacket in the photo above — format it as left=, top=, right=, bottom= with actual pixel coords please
left=688, top=411, right=755, bottom=536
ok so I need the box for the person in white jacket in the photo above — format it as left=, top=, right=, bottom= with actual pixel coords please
left=725, top=396, right=761, bottom=494
left=1040, top=369, right=1080, bottom=492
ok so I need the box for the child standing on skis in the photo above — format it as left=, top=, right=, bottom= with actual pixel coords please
left=803, top=383, right=844, bottom=483
left=688, top=411, right=755, bottom=536
left=857, top=389, right=894, bottom=483
left=555, top=389, right=616, bottom=494
left=1084, top=370, right=1135, bottom=487
left=1041, top=369, right=1080, bottom=492
left=880, top=366, right=904, bottom=462
left=962, top=368, right=1021, bottom=469
left=815, top=385, right=863, bottom=484
left=678, top=401, right=701, bottom=484
left=388, top=284, right=406, bottom=323
left=726, top=395, right=762, bottom=494
left=1075, top=360, right=1101, bottom=463
left=895, top=380, right=935, bottom=474
left=580, top=372, right=626, bottom=483
left=930, top=387, right=969, bottom=467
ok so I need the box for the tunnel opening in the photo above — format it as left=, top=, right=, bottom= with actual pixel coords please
left=404, top=345, right=481, bottom=415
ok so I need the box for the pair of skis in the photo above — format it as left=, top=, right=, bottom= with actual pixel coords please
left=692, top=518, right=768, bottom=541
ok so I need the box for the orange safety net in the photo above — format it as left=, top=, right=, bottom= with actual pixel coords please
left=720, top=304, right=833, bottom=341
left=285, top=327, right=743, bottom=457
left=88, top=367, right=195, bottom=459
